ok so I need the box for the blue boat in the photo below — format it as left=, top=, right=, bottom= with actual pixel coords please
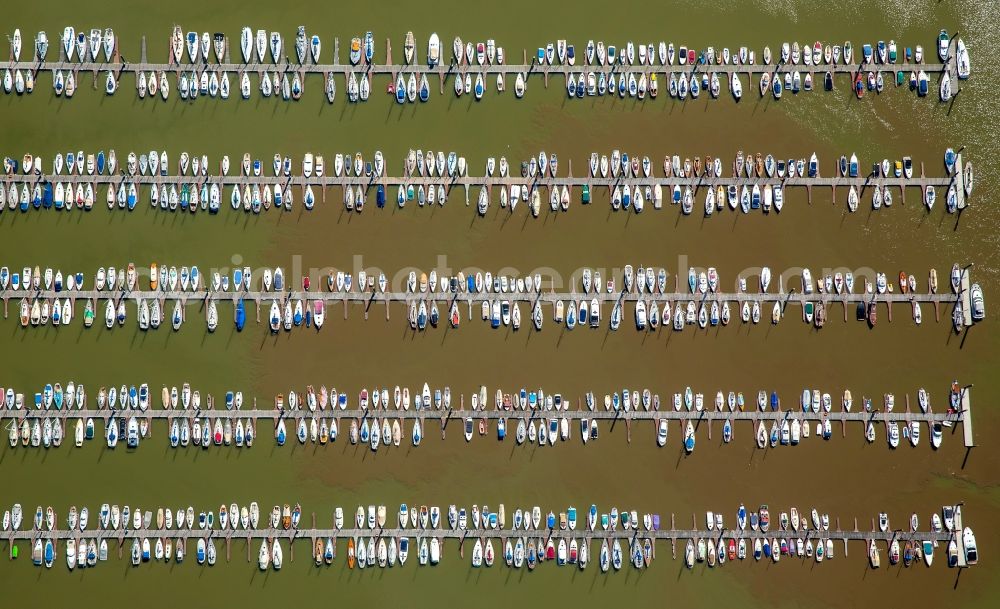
left=364, top=31, right=374, bottom=63
left=419, top=77, right=429, bottom=102
left=536, top=48, right=545, bottom=63
left=395, top=76, right=406, bottom=104
left=944, top=148, right=956, bottom=173
left=546, top=512, right=556, bottom=529
left=96, top=151, right=105, bottom=175
left=43, top=182, right=54, bottom=208
left=684, top=434, right=695, bottom=453
left=376, top=184, right=385, bottom=208
left=235, top=299, right=246, bottom=331
left=770, top=391, right=779, bottom=411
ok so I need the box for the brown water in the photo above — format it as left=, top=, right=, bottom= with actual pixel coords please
left=1, top=0, right=999, bottom=607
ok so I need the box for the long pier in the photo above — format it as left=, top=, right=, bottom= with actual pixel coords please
left=3, top=506, right=978, bottom=574
left=0, top=384, right=975, bottom=449
left=2, top=271, right=978, bottom=334
left=3, top=169, right=970, bottom=190
left=5, top=31, right=967, bottom=103
left=2, top=156, right=971, bottom=213
left=4, top=522, right=965, bottom=546
left=2, top=287, right=971, bottom=305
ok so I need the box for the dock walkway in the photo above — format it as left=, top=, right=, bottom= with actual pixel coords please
left=0, top=386, right=975, bottom=449
left=8, top=33, right=966, bottom=94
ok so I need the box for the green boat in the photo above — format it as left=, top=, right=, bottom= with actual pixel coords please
left=896, top=71, right=905, bottom=86
left=581, top=184, right=590, bottom=204
left=804, top=301, right=815, bottom=322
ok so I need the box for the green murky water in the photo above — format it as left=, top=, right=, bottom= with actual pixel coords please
left=0, top=1, right=998, bottom=607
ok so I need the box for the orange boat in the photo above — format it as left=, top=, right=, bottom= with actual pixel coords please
left=149, top=263, right=158, bottom=290
left=314, top=539, right=324, bottom=565
left=347, top=538, right=356, bottom=569
left=899, top=271, right=909, bottom=293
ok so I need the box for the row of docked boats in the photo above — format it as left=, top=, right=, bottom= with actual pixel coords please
left=1, top=179, right=962, bottom=217
left=6, top=27, right=115, bottom=63
left=0, top=261, right=928, bottom=297
left=12, top=27, right=965, bottom=72
left=2, top=262, right=980, bottom=332
left=6, top=28, right=968, bottom=103
left=3, top=174, right=967, bottom=217
left=0, top=408, right=947, bottom=452
left=3, top=502, right=976, bottom=571
left=1, top=380, right=961, bottom=451
left=4, top=64, right=957, bottom=103
left=9, top=501, right=277, bottom=533
left=1, top=147, right=969, bottom=217
left=3, top=146, right=964, bottom=184
left=0, top=406, right=951, bottom=454
left=13, top=26, right=969, bottom=74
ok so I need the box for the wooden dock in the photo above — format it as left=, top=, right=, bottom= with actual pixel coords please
left=1, top=165, right=972, bottom=205
left=2, top=261, right=979, bottom=335
left=2, top=517, right=973, bottom=554
left=2, top=151, right=972, bottom=216
left=5, top=31, right=968, bottom=104
left=0, top=385, right=975, bottom=450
